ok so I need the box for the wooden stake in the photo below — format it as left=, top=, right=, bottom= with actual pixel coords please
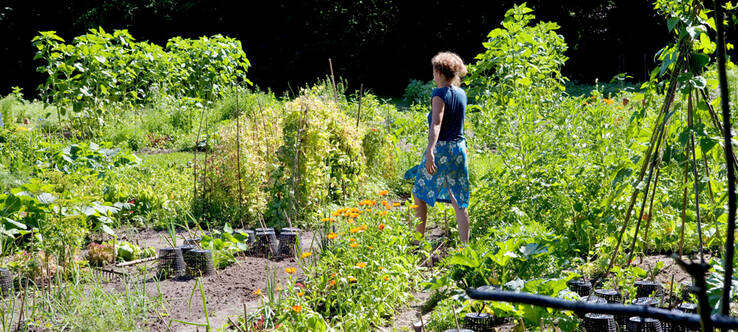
left=688, top=91, right=706, bottom=263
left=328, top=58, right=340, bottom=107
left=236, top=93, right=245, bottom=229
left=356, top=83, right=363, bottom=128
left=451, top=302, right=461, bottom=331
left=679, top=145, right=690, bottom=257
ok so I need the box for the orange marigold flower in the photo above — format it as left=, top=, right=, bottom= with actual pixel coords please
left=332, top=211, right=341, bottom=217
left=348, top=276, right=357, bottom=283
left=349, top=238, right=356, bottom=242
left=330, top=280, right=337, bottom=286
left=298, top=291, right=305, bottom=297
left=384, top=276, right=389, bottom=281
left=285, top=267, right=297, bottom=274
left=392, top=202, right=401, bottom=207
left=253, top=288, right=262, bottom=295
left=385, top=205, right=392, bottom=210
left=301, top=252, right=312, bottom=258
left=368, top=246, right=373, bottom=250
left=276, top=284, right=282, bottom=291
left=292, top=305, right=302, bottom=313
left=359, top=224, right=367, bottom=231
left=321, top=217, right=331, bottom=222
left=348, top=218, right=355, bottom=224
left=350, top=243, right=358, bottom=248
left=410, top=204, right=419, bottom=209
left=331, top=272, right=337, bottom=277
left=356, top=262, right=367, bottom=268
left=378, top=223, right=385, bottom=230
left=378, top=266, right=383, bottom=270
left=379, top=211, right=388, bottom=216
left=378, top=190, right=389, bottom=196
left=365, top=208, right=371, bottom=212
left=327, top=232, right=338, bottom=240
left=350, top=227, right=359, bottom=234
left=381, top=200, right=388, bottom=206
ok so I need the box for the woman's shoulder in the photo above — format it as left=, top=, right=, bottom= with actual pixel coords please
left=431, top=86, right=449, bottom=98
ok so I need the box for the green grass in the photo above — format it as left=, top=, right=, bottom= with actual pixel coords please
left=1, top=275, right=161, bottom=332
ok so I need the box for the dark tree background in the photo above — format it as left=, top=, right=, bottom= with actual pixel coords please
left=0, top=0, right=730, bottom=98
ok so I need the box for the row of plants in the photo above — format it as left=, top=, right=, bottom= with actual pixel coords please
left=234, top=193, right=424, bottom=330
left=32, top=28, right=251, bottom=136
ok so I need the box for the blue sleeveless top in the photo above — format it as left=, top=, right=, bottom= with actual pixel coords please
left=428, top=86, right=466, bottom=141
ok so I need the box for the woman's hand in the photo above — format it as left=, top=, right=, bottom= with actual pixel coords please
left=425, top=149, right=437, bottom=175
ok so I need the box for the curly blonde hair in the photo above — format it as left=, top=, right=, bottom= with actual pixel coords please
left=432, top=52, right=467, bottom=86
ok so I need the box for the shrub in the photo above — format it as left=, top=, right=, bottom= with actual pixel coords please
left=267, top=90, right=365, bottom=226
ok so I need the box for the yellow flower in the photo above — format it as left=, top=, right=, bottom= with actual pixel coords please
left=331, top=272, right=337, bottom=278
left=381, top=200, right=388, bottom=206
left=384, top=276, right=389, bottom=281
left=253, top=288, right=262, bottom=295
left=392, top=202, right=401, bottom=207
left=368, top=246, right=373, bottom=250
left=276, top=284, right=282, bottom=291
left=356, top=262, right=367, bottom=268
left=285, top=267, right=297, bottom=274
left=378, top=190, right=389, bottom=196
left=327, top=232, right=338, bottom=240
left=350, top=243, right=358, bottom=248
left=379, top=211, right=388, bottom=216
left=365, top=208, right=371, bottom=212
left=301, top=252, right=312, bottom=258
left=332, top=211, right=341, bottom=217
left=292, top=305, right=302, bottom=313
left=348, top=218, right=355, bottom=223
left=349, top=238, right=356, bottom=242
left=378, top=266, right=383, bottom=270
left=348, top=276, right=357, bottom=283
left=321, top=217, right=331, bottom=222
left=385, top=205, right=391, bottom=210
left=410, top=204, right=419, bottom=209
left=298, top=291, right=305, bottom=297
left=603, top=98, right=614, bottom=105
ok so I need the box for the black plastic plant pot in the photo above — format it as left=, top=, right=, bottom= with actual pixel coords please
left=158, top=247, right=186, bottom=279
left=184, top=249, right=215, bottom=277
left=178, top=245, right=195, bottom=254
left=462, top=312, right=498, bottom=331
left=626, top=316, right=663, bottom=332
left=632, top=297, right=660, bottom=307
left=594, top=289, right=623, bottom=303
left=0, top=268, right=12, bottom=297
left=583, top=313, right=618, bottom=332
left=253, top=230, right=278, bottom=258
left=567, top=278, right=593, bottom=297
left=660, top=308, right=686, bottom=332
left=277, top=228, right=300, bottom=258
left=635, top=280, right=664, bottom=298
left=676, top=302, right=697, bottom=314
left=576, top=295, right=607, bottom=318
left=254, top=227, right=275, bottom=234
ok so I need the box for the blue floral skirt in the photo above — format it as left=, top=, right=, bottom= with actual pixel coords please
left=412, top=139, right=470, bottom=208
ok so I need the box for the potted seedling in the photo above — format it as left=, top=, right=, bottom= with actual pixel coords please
left=157, top=218, right=186, bottom=279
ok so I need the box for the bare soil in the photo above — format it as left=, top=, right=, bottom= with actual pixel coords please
left=102, top=228, right=318, bottom=331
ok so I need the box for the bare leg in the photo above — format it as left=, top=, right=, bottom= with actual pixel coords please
left=414, top=194, right=428, bottom=238
left=449, top=192, right=470, bottom=242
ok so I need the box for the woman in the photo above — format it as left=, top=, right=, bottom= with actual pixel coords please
left=412, top=52, right=470, bottom=243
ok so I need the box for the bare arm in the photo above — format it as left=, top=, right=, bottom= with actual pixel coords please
left=425, top=96, right=445, bottom=174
